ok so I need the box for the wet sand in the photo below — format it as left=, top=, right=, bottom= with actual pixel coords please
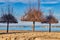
left=0, top=30, right=60, bottom=40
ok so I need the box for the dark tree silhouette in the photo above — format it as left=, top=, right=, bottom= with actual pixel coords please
left=1, top=13, right=18, bottom=23
left=0, top=4, right=18, bottom=33
left=46, top=15, right=58, bottom=32
left=41, top=10, right=58, bottom=32
left=0, top=13, right=18, bottom=33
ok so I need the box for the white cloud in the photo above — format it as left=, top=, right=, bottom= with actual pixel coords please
left=0, top=0, right=37, bottom=3
left=0, top=0, right=5, bottom=2
left=9, top=0, right=60, bottom=4
left=9, top=0, right=38, bottom=4
left=41, top=1, right=59, bottom=4
left=41, top=7, right=53, bottom=10
left=0, top=0, right=59, bottom=4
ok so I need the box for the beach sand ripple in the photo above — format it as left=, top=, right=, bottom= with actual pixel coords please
left=0, top=32, right=60, bottom=40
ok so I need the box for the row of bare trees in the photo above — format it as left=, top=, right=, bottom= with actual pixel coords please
left=0, top=0, right=58, bottom=34
left=21, top=9, right=58, bottom=32
left=21, top=0, right=58, bottom=32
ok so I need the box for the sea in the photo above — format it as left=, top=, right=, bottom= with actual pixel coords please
left=0, top=23, right=60, bottom=32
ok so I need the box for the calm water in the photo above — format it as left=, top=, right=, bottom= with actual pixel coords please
left=0, top=25, right=60, bottom=32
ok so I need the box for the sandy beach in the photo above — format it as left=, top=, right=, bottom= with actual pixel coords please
left=0, top=30, right=60, bottom=40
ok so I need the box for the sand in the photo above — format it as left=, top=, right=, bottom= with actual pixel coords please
left=0, top=30, right=60, bottom=40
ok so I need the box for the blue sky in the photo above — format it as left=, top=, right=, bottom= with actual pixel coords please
left=0, top=0, right=60, bottom=22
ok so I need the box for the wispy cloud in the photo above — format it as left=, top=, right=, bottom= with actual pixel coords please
left=10, top=0, right=60, bottom=4
left=41, top=1, right=59, bottom=4
left=0, top=0, right=5, bottom=2
left=0, top=0, right=37, bottom=3
left=0, top=0, right=59, bottom=4
left=41, top=7, right=53, bottom=10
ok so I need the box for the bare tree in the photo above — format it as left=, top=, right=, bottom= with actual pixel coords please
left=0, top=5, right=18, bottom=33
left=21, top=0, right=46, bottom=32
left=41, top=10, right=58, bottom=32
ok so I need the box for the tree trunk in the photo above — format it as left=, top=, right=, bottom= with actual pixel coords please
left=32, top=21, right=35, bottom=32
left=49, top=23, right=51, bottom=32
left=7, top=22, right=9, bottom=33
